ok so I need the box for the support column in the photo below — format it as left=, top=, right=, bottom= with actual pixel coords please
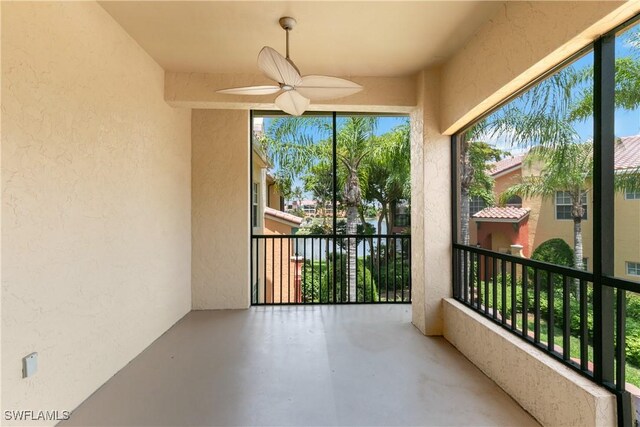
left=411, top=68, right=453, bottom=335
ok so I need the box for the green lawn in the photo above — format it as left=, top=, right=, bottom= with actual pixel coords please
left=476, top=278, right=640, bottom=389
left=523, top=316, right=640, bottom=388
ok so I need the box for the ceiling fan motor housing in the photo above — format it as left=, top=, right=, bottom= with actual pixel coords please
left=279, top=17, right=297, bottom=31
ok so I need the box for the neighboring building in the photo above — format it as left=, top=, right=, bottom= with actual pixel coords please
left=392, top=202, right=411, bottom=234
left=252, top=142, right=304, bottom=303
left=471, top=136, right=640, bottom=282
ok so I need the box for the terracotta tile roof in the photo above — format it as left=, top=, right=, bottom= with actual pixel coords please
left=616, top=136, right=640, bottom=171
left=489, top=155, right=525, bottom=176
left=473, top=206, right=530, bottom=221
left=488, top=137, right=640, bottom=176
left=264, top=207, right=303, bottom=226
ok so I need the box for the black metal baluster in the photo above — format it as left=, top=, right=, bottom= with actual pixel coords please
left=523, top=267, right=529, bottom=338
left=303, top=237, right=307, bottom=304
left=470, top=251, right=475, bottom=307
left=339, top=237, right=345, bottom=303
left=311, top=237, right=315, bottom=303
left=407, top=238, right=411, bottom=302
left=463, top=250, right=469, bottom=303
left=279, top=237, right=283, bottom=304
left=534, top=268, right=541, bottom=344
left=580, top=279, right=588, bottom=371
left=255, top=239, right=259, bottom=304
left=386, top=236, right=390, bottom=303
left=263, top=238, right=267, bottom=305
left=511, top=261, right=517, bottom=331
left=616, top=288, right=626, bottom=390
left=563, top=275, right=571, bottom=361
left=401, top=237, right=405, bottom=302
left=355, top=236, right=359, bottom=303
left=393, top=237, right=398, bottom=302
left=377, top=237, right=382, bottom=301
left=477, top=253, right=483, bottom=310
left=493, top=256, right=498, bottom=320
left=484, top=254, right=490, bottom=315
left=548, top=271, right=555, bottom=352
left=272, top=237, right=275, bottom=304
left=318, top=238, right=324, bottom=303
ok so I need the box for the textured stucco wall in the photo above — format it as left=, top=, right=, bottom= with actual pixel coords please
left=1, top=2, right=192, bottom=423
left=192, top=109, right=250, bottom=310
left=441, top=1, right=639, bottom=134
left=443, top=299, right=616, bottom=427
left=411, top=69, right=452, bottom=335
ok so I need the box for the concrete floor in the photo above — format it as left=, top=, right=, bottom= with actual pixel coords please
left=62, top=305, right=539, bottom=426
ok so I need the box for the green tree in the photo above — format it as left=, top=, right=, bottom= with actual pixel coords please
left=261, top=116, right=378, bottom=301
left=458, top=136, right=505, bottom=245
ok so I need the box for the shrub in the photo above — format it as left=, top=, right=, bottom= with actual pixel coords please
left=531, top=238, right=574, bottom=267
left=300, top=254, right=378, bottom=303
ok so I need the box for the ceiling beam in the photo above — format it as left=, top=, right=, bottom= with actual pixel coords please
left=165, top=72, right=417, bottom=113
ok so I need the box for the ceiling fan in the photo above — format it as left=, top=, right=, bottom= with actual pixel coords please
left=217, top=17, right=363, bottom=116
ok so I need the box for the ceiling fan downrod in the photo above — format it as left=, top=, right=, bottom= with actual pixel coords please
left=279, top=16, right=296, bottom=59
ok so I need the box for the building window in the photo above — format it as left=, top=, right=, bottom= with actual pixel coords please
left=625, top=189, right=640, bottom=200
left=469, top=196, right=486, bottom=216
left=505, top=195, right=522, bottom=207
left=394, top=203, right=410, bottom=227
left=555, top=191, right=587, bottom=220
left=627, top=262, right=640, bottom=277
left=252, top=183, right=259, bottom=227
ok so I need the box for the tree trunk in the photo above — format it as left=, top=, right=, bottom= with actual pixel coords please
left=346, top=205, right=359, bottom=302
left=376, top=204, right=387, bottom=267
left=572, top=217, right=583, bottom=297
left=460, top=186, right=470, bottom=246
left=574, top=218, right=583, bottom=271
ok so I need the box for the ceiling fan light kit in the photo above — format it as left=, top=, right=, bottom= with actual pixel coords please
left=217, top=16, right=363, bottom=116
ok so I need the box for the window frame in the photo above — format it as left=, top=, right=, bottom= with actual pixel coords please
left=627, top=261, right=640, bottom=276
left=252, top=182, right=259, bottom=228
left=554, top=191, right=588, bottom=221
left=624, top=189, right=640, bottom=200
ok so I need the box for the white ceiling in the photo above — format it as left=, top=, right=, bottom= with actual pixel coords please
left=100, top=1, right=504, bottom=77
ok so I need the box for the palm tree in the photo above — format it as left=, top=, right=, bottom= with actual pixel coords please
left=499, top=144, right=592, bottom=271
left=261, top=115, right=378, bottom=302
left=336, top=117, right=376, bottom=301
left=291, top=185, right=304, bottom=211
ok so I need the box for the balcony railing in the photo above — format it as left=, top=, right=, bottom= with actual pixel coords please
left=453, top=243, right=638, bottom=421
left=251, top=234, right=411, bottom=305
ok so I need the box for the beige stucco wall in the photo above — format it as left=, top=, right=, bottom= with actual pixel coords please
left=411, top=68, right=452, bottom=335
left=441, top=1, right=639, bottom=134
left=192, top=109, right=250, bottom=309
left=1, top=2, right=192, bottom=423
left=615, top=194, right=640, bottom=282
left=443, top=299, right=617, bottom=427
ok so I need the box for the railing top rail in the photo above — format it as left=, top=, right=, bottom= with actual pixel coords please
left=453, top=243, right=594, bottom=282
left=252, top=234, right=411, bottom=239
left=603, top=275, right=640, bottom=293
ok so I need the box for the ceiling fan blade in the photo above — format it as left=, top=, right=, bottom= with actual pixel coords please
left=258, top=46, right=302, bottom=87
left=275, top=90, right=310, bottom=116
left=296, top=75, right=363, bottom=101
left=217, top=85, right=281, bottom=95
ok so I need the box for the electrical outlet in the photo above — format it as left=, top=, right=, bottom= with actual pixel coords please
left=22, top=352, right=37, bottom=378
